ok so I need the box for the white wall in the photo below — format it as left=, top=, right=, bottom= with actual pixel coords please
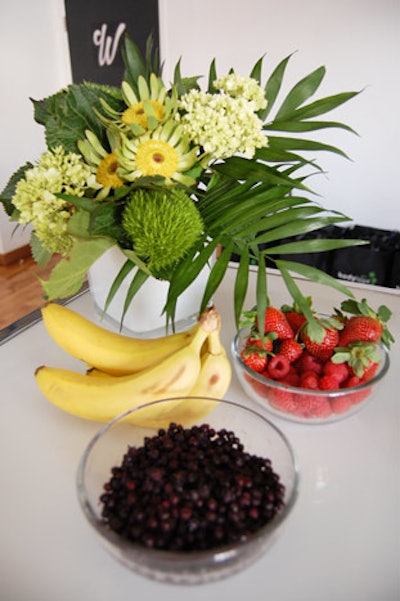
left=0, top=0, right=71, bottom=254
left=1, top=0, right=399, bottom=254
left=158, top=0, right=400, bottom=231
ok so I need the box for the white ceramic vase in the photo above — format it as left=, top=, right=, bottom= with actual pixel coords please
left=88, top=246, right=213, bottom=337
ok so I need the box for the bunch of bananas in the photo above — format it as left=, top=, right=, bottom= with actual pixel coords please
left=35, top=303, right=232, bottom=427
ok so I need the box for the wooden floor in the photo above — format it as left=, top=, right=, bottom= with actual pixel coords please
left=0, top=254, right=61, bottom=329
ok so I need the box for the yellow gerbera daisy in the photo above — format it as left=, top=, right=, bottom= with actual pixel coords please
left=117, top=120, right=199, bottom=186
left=98, top=73, right=175, bottom=136
left=96, top=152, right=124, bottom=187
left=77, top=129, right=124, bottom=198
left=121, top=99, right=165, bottom=129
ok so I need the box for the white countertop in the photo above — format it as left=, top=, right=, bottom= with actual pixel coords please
left=1, top=266, right=399, bottom=601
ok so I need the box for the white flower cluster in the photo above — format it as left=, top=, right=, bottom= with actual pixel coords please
left=177, top=79, right=268, bottom=159
left=213, top=74, right=267, bottom=112
left=13, top=147, right=93, bottom=254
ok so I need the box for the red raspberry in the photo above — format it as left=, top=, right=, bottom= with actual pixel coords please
left=292, top=393, right=332, bottom=418
left=278, top=371, right=301, bottom=387
left=330, top=396, right=352, bottom=414
left=322, top=360, right=350, bottom=384
left=294, top=351, right=324, bottom=375
left=267, top=354, right=291, bottom=379
left=319, top=375, right=341, bottom=390
left=268, top=388, right=297, bottom=414
left=300, top=371, right=320, bottom=390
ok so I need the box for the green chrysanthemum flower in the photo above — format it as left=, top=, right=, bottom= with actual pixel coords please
left=122, top=188, right=204, bottom=274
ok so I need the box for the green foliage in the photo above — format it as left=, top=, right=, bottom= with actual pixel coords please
left=32, top=83, right=123, bottom=153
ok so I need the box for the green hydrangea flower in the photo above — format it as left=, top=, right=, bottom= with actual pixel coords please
left=12, top=147, right=93, bottom=254
left=213, top=74, right=267, bottom=111
left=177, top=89, right=267, bottom=159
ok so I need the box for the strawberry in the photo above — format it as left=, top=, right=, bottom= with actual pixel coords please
left=281, top=297, right=313, bottom=335
left=262, top=307, right=294, bottom=340
left=240, top=350, right=267, bottom=373
left=245, top=334, right=274, bottom=353
left=338, top=315, right=383, bottom=347
left=339, top=298, right=394, bottom=349
left=278, top=339, right=303, bottom=363
left=302, top=323, right=340, bottom=362
left=240, top=333, right=274, bottom=373
left=332, top=341, right=381, bottom=379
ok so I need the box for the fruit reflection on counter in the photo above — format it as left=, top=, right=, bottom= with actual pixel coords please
left=35, top=304, right=231, bottom=426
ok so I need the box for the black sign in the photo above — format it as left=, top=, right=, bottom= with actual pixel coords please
left=64, top=0, right=159, bottom=85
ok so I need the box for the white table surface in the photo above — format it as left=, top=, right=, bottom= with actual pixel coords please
left=1, top=266, right=399, bottom=601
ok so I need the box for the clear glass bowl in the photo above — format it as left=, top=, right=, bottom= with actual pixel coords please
left=76, top=397, right=299, bottom=585
left=232, top=328, right=390, bottom=425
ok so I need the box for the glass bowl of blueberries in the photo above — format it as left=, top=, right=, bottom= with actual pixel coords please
left=76, top=397, right=299, bottom=584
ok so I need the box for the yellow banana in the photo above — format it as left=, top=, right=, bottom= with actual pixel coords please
left=84, top=326, right=232, bottom=427
left=170, top=326, right=232, bottom=426
left=41, top=303, right=200, bottom=375
left=35, top=306, right=220, bottom=424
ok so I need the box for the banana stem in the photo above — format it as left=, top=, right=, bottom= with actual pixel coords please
left=191, top=306, right=221, bottom=355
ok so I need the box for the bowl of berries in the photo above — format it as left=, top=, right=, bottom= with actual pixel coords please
left=232, top=298, right=393, bottom=424
left=77, top=397, right=299, bottom=584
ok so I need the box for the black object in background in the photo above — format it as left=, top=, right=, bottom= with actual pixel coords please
left=64, top=0, right=159, bottom=85
left=329, top=225, right=398, bottom=288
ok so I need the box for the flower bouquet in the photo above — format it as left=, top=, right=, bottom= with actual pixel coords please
left=0, top=35, right=364, bottom=333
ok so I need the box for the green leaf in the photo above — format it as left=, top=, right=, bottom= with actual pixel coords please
left=266, top=237, right=368, bottom=255
left=165, top=240, right=218, bottom=320
left=120, top=269, right=150, bottom=329
left=275, top=259, right=355, bottom=299
left=207, top=59, right=218, bottom=92
left=255, top=216, right=350, bottom=247
left=0, top=162, right=34, bottom=216
left=66, top=210, right=91, bottom=239
left=234, top=248, right=250, bottom=328
left=275, top=66, right=326, bottom=121
left=40, top=238, right=114, bottom=300
left=261, top=54, right=293, bottom=120
left=103, top=258, right=135, bottom=316
left=32, top=83, right=123, bottom=153
left=267, top=136, right=351, bottom=159
left=276, top=264, right=325, bottom=341
left=250, top=55, right=264, bottom=85
left=255, top=254, right=268, bottom=336
left=122, top=35, right=151, bottom=92
left=264, top=119, right=358, bottom=135
left=200, top=242, right=233, bottom=313
left=288, top=91, right=361, bottom=121
left=30, top=233, right=53, bottom=268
